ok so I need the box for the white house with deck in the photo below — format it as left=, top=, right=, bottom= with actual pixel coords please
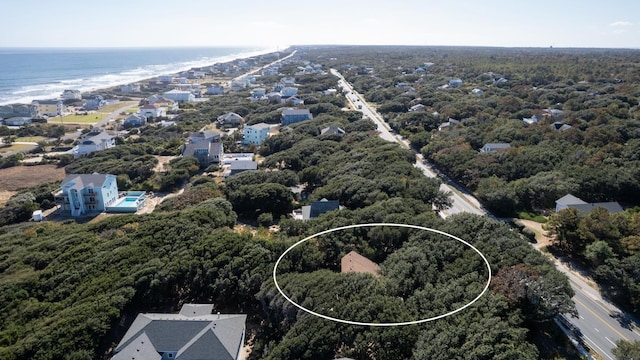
left=138, top=104, right=167, bottom=118
left=74, top=131, right=116, bottom=158
left=54, top=173, right=119, bottom=217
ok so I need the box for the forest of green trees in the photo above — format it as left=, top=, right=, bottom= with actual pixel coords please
left=4, top=45, right=639, bottom=359
left=299, top=46, right=640, bottom=323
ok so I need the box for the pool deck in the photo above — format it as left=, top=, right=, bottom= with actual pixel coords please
left=106, top=192, right=147, bottom=213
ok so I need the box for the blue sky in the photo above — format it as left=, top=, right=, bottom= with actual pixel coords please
left=3, top=0, right=639, bottom=48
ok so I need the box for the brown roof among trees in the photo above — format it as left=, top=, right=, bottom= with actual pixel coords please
left=341, top=251, right=381, bottom=277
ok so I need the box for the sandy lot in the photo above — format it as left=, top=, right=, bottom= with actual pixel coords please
left=0, top=190, right=15, bottom=207
left=518, top=219, right=554, bottom=249
left=153, top=155, right=177, bottom=173
left=0, top=165, right=66, bottom=191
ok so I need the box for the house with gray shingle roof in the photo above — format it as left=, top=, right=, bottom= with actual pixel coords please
left=281, top=108, right=313, bottom=125
left=555, top=194, right=623, bottom=214
left=217, top=112, right=243, bottom=126
left=480, top=143, right=511, bottom=152
left=188, top=130, right=221, bottom=144
left=569, top=202, right=624, bottom=214
left=551, top=122, right=572, bottom=131
left=321, top=125, right=345, bottom=136
left=293, top=198, right=340, bottom=220
left=73, top=130, right=116, bottom=158
left=112, top=304, right=246, bottom=360
left=182, top=142, right=223, bottom=166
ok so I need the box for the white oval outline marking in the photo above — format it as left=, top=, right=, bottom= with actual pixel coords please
left=273, top=223, right=492, bottom=326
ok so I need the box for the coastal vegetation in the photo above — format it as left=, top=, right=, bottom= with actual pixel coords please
left=311, top=46, right=640, bottom=216
left=4, top=45, right=639, bottom=359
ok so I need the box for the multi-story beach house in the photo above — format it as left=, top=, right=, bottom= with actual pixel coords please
left=54, top=173, right=119, bottom=217
left=32, top=99, right=63, bottom=117
left=146, top=95, right=179, bottom=111
left=120, top=84, right=141, bottom=93
left=73, top=130, right=116, bottom=158
left=281, top=108, right=313, bottom=125
left=163, top=89, right=195, bottom=102
left=181, top=141, right=224, bottom=166
left=0, top=104, right=40, bottom=119
left=206, top=83, right=225, bottom=95
left=243, top=123, right=271, bottom=145
left=280, top=86, right=298, bottom=98
left=122, top=114, right=147, bottom=128
left=138, top=104, right=166, bottom=118
left=62, top=89, right=82, bottom=101
left=251, top=88, right=266, bottom=100
left=217, top=112, right=243, bottom=127
left=84, top=95, right=105, bottom=110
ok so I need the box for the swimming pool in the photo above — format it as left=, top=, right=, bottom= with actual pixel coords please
left=111, top=197, right=139, bottom=206
left=106, top=193, right=146, bottom=213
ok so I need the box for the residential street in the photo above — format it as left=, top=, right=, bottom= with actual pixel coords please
left=332, top=68, right=640, bottom=360
left=333, top=69, right=486, bottom=217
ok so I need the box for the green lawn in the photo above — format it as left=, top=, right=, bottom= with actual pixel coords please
left=101, top=101, right=138, bottom=113
left=50, top=101, right=139, bottom=124
left=517, top=211, right=548, bottom=223
left=56, top=113, right=107, bottom=124
left=14, top=136, right=47, bottom=143
left=0, top=143, right=34, bottom=153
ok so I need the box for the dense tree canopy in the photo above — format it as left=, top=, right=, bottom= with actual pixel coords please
left=0, top=46, right=590, bottom=360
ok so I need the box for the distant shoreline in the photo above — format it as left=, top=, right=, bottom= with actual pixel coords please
left=0, top=46, right=286, bottom=106
left=81, top=48, right=289, bottom=99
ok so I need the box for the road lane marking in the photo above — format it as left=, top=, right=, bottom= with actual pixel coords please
left=570, top=279, right=583, bottom=290
left=605, top=337, right=616, bottom=346
left=595, top=328, right=600, bottom=332
left=583, top=334, right=614, bottom=360
left=574, top=297, right=630, bottom=341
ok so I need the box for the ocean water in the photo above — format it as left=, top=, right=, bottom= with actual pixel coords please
left=0, top=46, right=274, bottom=105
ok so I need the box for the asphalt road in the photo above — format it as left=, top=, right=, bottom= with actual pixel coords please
left=333, top=69, right=485, bottom=217
left=332, top=68, right=640, bottom=359
left=556, top=259, right=640, bottom=359
left=234, top=50, right=297, bottom=81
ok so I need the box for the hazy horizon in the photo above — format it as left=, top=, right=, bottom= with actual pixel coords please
left=4, top=0, right=639, bottom=49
